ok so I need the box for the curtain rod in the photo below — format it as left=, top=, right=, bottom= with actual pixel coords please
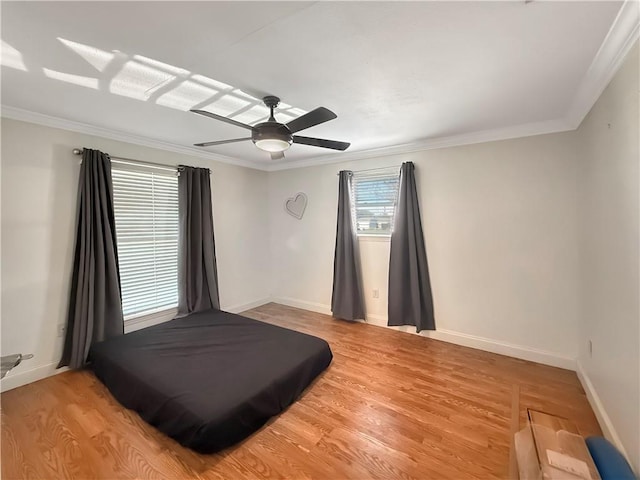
left=72, top=148, right=210, bottom=173
left=336, top=165, right=401, bottom=176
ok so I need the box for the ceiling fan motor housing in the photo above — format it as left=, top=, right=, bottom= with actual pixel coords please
left=252, top=122, right=293, bottom=152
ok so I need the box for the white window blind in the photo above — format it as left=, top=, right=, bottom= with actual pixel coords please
left=352, top=169, right=400, bottom=236
left=112, top=163, right=179, bottom=320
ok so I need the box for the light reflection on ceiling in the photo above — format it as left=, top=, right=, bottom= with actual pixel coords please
left=110, top=58, right=179, bottom=100
left=156, top=80, right=217, bottom=111
left=1, top=40, right=27, bottom=71
left=58, top=37, right=114, bottom=72
left=0, top=36, right=307, bottom=123
left=42, top=68, right=98, bottom=90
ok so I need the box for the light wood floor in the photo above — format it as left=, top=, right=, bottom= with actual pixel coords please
left=1, top=303, right=600, bottom=479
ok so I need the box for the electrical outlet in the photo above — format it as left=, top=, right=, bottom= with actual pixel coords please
left=588, top=339, right=593, bottom=357
left=372, top=289, right=379, bottom=299
left=57, top=324, right=66, bottom=338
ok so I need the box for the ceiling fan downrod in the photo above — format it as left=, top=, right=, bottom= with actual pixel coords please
left=263, top=95, right=280, bottom=122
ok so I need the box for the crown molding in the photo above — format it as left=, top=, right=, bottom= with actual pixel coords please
left=271, top=0, right=639, bottom=172
left=565, top=0, right=639, bottom=128
left=0, top=105, right=270, bottom=171
left=2, top=1, right=637, bottom=173
left=266, top=117, right=573, bottom=172
left=1, top=103, right=571, bottom=174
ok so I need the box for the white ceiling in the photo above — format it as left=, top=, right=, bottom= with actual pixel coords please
left=0, top=1, right=629, bottom=170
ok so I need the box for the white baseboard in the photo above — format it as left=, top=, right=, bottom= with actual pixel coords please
left=1, top=297, right=575, bottom=391
left=1, top=362, right=69, bottom=393
left=424, top=328, right=575, bottom=370
left=576, top=361, right=631, bottom=465
left=272, top=297, right=576, bottom=370
left=223, top=297, right=272, bottom=314
left=0, top=297, right=272, bottom=393
left=365, top=312, right=387, bottom=324
left=272, top=297, right=333, bottom=316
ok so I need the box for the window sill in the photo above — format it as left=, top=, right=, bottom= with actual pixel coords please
left=124, top=306, right=178, bottom=333
left=357, top=234, right=391, bottom=242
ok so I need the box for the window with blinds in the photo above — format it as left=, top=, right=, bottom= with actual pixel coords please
left=112, top=163, right=179, bottom=320
left=352, top=169, right=400, bottom=236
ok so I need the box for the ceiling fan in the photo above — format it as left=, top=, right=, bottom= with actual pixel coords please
left=191, top=96, right=350, bottom=160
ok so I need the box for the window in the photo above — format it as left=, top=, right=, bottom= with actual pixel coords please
left=352, top=169, right=400, bottom=236
left=112, top=163, right=179, bottom=320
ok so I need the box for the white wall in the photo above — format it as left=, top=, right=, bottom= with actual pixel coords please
left=576, top=42, right=639, bottom=472
left=0, top=44, right=636, bottom=469
left=269, top=131, right=581, bottom=368
left=0, top=118, right=271, bottom=390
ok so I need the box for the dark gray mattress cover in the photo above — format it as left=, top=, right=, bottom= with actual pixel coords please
left=89, top=309, right=332, bottom=453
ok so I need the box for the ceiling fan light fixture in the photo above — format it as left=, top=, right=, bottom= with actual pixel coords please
left=254, top=137, right=291, bottom=153
left=252, top=120, right=293, bottom=152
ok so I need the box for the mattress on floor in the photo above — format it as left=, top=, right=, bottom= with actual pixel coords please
left=89, top=308, right=333, bottom=453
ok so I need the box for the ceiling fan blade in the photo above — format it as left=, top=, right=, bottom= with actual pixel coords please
left=270, top=151, right=285, bottom=160
left=194, top=138, right=251, bottom=147
left=286, top=107, right=337, bottom=133
left=191, top=109, right=254, bottom=131
left=293, top=136, right=350, bottom=151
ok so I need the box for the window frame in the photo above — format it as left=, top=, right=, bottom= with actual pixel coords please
left=111, top=161, right=180, bottom=323
left=351, top=168, right=400, bottom=238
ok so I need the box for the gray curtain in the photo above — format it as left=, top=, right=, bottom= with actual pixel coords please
left=388, top=162, right=435, bottom=332
left=59, top=149, right=124, bottom=369
left=178, top=166, right=220, bottom=314
left=331, top=171, right=365, bottom=320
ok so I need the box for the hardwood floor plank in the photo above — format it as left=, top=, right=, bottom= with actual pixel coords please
left=1, top=303, right=601, bottom=479
left=1, top=415, right=42, bottom=480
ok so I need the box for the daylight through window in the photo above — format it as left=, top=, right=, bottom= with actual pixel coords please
left=112, top=163, right=179, bottom=319
left=352, top=169, right=400, bottom=236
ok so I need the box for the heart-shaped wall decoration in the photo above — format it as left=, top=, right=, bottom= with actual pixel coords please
left=284, top=192, right=307, bottom=220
